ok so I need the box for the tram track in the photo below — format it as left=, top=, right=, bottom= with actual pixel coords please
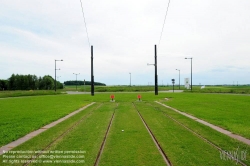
left=147, top=102, right=247, bottom=166
left=23, top=103, right=103, bottom=166
left=94, top=103, right=118, bottom=166
left=133, top=102, right=172, bottom=166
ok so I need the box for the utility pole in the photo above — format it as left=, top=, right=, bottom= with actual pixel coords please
left=91, top=45, right=94, bottom=96
left=147, top=45, right=158, bottom=95
left=155, top=45, right=158, bottom=95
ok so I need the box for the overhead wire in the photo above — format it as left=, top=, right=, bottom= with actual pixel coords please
left=79, top=0, right=91, bottom=47
left=158, top=0, right=171, bottom=48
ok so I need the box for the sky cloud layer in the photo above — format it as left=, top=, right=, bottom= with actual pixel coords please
left=0, top=0, right=250, bottom=85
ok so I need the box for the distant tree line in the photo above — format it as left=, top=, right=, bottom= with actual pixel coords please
left=0, top=74, right=63, bottom=90
left=64, top=80, right=106, bottom=86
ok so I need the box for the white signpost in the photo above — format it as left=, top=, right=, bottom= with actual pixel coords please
left=185, top=78, right=190, bottom=89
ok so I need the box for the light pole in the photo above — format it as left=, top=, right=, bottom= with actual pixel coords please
left=55, top=59, right=63, bottom=92
left=129, top=73, right=131, bottom=86
left=185, top=57, right=192, bottom=91
left=73, top=73, right=80, bottom=91
left=176, top=69, right=180, bottom=90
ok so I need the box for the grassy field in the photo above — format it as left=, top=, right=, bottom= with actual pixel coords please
left=189, top=85, right=250, bottom=94
left=0, top=95, right=90, bottom=146
left=162, top=93, right=250, bottom=139
left=0, top=85, right=249, bottom=99
left=0, top=92, right=249, bottom=165
left=0, top=90, right=64, bottom=98
left=64, top=85, right=250, bottom=94
left=64, top=85, right=176, bottom=92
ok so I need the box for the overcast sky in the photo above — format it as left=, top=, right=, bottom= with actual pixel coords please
left=1, top=0, right=249, bottom=85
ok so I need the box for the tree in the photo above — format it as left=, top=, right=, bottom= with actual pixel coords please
left=39, top=75, right=54, bottom=90
left=5, top=74, right=64, bottom=90
left=8, top=74, right=16, bottom=90
left=0, top=79, right=8, bottom=90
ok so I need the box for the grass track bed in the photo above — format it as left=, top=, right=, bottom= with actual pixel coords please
left=135, top=102, right=236, bottom=166
left=151, top=101, right=250, bottom=166
left=163, top=93, right=250, bottom=139
left=99, top=102, right=166, bottom=166
left=0, top=95, right=91, bottom=146
left=31, top=102, right=116, bottom=166
left=1, top=102, right=117, bottom=166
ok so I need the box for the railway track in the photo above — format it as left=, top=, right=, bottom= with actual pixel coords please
left=23, top=103, right=103, bottom=166
left=132, top=102, right=172, bottom=166
left=146, top=102, right=247, bottom=166
left=94, top=103, right=118, bottom=166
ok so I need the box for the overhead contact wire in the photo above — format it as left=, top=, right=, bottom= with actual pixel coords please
left=158, top=0, right=171, bottom=47
left=80, top=0, right=91, bottom=47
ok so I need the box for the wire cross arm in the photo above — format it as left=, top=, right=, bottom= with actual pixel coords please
left=147, top=63, right=156, bottom=66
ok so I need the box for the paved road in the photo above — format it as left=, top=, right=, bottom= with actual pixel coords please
left=66, top=90, right=184, bottom=94
left=66, top=91, right=90, bottom=94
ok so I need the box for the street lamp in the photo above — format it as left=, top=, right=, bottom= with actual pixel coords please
left=55, top=59, right=63, bottom=92
left=185, top=57, right=192, bottom=91
left=176, top=69, right=180, bottom=90
left=129, top=73, right=131, bottom=86
left=73, top=73, right=80, bottom=90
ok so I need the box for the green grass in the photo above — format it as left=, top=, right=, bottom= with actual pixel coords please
left=135, top=102, right=237, bottom=165
left=99, top=102, right=166, bottom=166
left=0, top=92, right=166, bottom=147
left=150, top=101, right=250, bottom=166
left=0, top=102, right=108, bottom=165
left=65, top=85, right=181, bottom=92
left=0, top=95, right=90, bottom=146
left=30, top=102, right=116, bottom=166
left=0, top=103, right=100, bottom=165
left=64, top=84, right=250, bottom=93
left=162, top=93, right=250, bottom=139
left=184, top=85, right=250, bottom=94
left=2, top=85, right=250, bottom=98
left=0, top=90, right=64, bottom=98
left=1, top=92, right=250, bottom=165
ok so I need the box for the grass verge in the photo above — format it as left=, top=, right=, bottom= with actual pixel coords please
left=162, top=93, right=250, bottom=139
left=0, top=95, right=90, bottom=146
